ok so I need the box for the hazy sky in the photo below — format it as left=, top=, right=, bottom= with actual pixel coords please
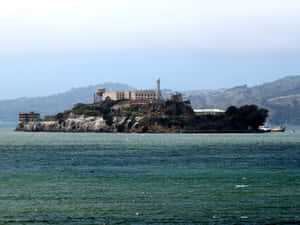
left=1, top=0, right=300, bottom=99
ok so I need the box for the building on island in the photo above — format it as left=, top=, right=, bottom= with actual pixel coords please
left=168, top=92, right=183, bottom=102
left=19, top=112, right=41, bottom=122
left=94, top=78, right=163, bottom=103
left=102, top=91, right=131, bottom=101
left=193, top=109, right=225, bottom=116
left=93, top=88, right=106, bottom=103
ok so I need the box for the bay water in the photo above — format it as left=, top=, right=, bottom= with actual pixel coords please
left=0, top=128, right=299, bottom=224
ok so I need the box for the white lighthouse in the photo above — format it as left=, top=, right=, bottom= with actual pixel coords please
left=156, top=78, right=161, bottom=101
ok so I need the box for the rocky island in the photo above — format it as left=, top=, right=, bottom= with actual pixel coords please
left=16, top=79, right=269, bottom=133
left=16, top=99, right=269, bottom=133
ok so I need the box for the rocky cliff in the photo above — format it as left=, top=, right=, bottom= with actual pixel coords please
left=17, top=115, right=111, bottom=132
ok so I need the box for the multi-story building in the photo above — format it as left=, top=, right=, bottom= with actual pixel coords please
left=19, top=112, right=41, bottom=122
left=95, top=79, right=162, bottom=102
left=132, top=90, right=157, bottom=101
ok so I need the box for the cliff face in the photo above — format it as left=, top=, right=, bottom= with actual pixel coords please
left=17, top=115, right=111, bottom=132
left=16, top=114, right=174, bottom=133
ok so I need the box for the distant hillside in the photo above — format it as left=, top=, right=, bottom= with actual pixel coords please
left=185, top=75, right=300, bottom=124
left=0, top=83, right=133, bottom=122
left=2, top=76, right=300, bottom=124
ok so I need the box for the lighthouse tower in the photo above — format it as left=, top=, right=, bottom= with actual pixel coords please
left=156, top=78, right=161, bottom=101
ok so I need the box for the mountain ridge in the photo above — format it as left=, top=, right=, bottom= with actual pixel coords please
left=186, top=75, right=300, bottom=124
left=1, top=76, right=300, bottom=124
left=0, top=82, right=133, bottom=122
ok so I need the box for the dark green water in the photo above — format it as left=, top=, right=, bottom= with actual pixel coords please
left=0, top=129, right=300, bottom=224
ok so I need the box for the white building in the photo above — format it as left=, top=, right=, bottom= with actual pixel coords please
left=95, top=78, right=162, bottom=102
left=193, top=109, right=225, bottom=116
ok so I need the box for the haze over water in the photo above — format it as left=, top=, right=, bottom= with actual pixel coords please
left=0, top=128, right=299, bottom=224
left=1, top=1, right=300, bottom=99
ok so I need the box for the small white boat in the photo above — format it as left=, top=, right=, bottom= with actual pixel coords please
left=258, top=125, right=271, bottom=132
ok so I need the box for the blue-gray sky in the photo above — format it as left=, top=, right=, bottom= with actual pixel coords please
left=1, top=0, right=300, bottom=99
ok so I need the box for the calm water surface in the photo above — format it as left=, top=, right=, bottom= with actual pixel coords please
left=0, top=128, right=299, bottom=224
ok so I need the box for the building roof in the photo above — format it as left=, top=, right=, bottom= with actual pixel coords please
left=193, top=109, right=225, bottom=113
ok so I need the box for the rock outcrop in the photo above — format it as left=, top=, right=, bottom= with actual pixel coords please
left=17, top=115, right=110, bottom=132
left=16, top=100, right=269, bottom=133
